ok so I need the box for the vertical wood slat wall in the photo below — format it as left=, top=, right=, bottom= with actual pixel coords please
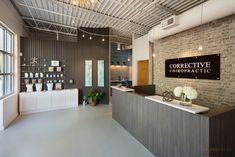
left=20, top=28, right=110, bottom=104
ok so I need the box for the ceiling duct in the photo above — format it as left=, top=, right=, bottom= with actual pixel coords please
left=148, top=0, right=235, bottom=42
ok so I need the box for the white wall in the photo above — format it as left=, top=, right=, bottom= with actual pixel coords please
left=0, top=94, right=18, bottom=130
left=132, top=34, right=150, bottom=85
left=0, top=0, right=27, bottom=130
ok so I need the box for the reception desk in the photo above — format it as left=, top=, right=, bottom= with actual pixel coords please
left=111, top=87, right=235, bottom=157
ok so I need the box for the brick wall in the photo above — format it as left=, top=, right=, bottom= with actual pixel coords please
left=153, top=14, right=235, bottom=107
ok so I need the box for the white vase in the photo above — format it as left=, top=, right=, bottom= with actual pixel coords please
left=26, top=84, right=33, bottom=92
left=47, top=83, right=53, bottom=91
left=35, top=83, right=42, bottom=91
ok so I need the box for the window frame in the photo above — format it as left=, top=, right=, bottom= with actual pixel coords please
left=0, top=24, right=14, bottom=99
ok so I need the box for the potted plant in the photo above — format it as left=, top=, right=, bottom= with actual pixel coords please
left=86, top=89, right=104, bottom=106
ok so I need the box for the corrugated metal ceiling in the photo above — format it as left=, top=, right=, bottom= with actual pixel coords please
left=11, top=0, right=206, bottom=44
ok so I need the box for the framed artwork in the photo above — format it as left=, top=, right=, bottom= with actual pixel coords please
left=56, top=67, right=62, bottom=72
left=85, top=60, right=92, bottom=87
left=51, top=60, right=60, bottom=67
left=48, top=67, right=54, bottom=72
left=55, top=83, right=62, bottom=90
left=98, top=60, right=105, bottom=87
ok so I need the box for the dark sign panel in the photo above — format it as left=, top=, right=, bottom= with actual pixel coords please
left=165, top=54, right=220, bottom=80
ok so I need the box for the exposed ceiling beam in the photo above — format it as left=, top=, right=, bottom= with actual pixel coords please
left=23, top=16, right=77, bottom=30
left=156, top=3, right=180, bottom=15
left=142, top=0, right=180, bottom=15
left=26, top=26, right=77, bottom=36
left=17, top=1, right=148, bottom=35
left=23, top=16, right=132, bottom=40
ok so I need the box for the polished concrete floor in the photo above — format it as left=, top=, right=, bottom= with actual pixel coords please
left=0, top=105, right=154, bottom=157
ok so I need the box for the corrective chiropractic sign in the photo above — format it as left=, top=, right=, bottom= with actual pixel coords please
left=165, top=54, right=220, bottom=80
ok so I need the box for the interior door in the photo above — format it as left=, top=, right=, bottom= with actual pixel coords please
left=137, top=60, right=149, bottom=85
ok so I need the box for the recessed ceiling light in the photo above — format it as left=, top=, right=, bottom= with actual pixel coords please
left=73, top=1, right=77, bottom=5
left=90, top=0, right=95, bottom=3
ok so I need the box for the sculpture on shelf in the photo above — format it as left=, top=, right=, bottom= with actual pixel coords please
left=26, top=84, right=33, bottom=92
left=30, top=57, right=38, bottom=66
left=47, top=83, right=53, bottom=91
left=162, top=91, right=174, bottom=102
left=35, top=83, right=42, bottom=92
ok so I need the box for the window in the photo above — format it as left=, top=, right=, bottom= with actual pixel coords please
left=0, top=24, right=14, bottom=98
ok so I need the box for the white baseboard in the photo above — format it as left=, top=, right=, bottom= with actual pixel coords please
left=20, top=104, right=78, bottom=115
left=0, top=126, right=5, bottom=131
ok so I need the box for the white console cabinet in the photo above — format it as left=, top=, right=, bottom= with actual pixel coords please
left=20, top=89, right=78, bottom=115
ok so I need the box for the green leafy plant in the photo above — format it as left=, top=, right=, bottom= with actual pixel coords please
left=86, top=89, right=104, bottom=106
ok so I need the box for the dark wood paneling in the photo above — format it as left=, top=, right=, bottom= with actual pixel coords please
left=134, top=84, right=156, bottom=95
left=209, top=109, right=235, bottom=157
left=78, top=28, right=110, bottom=104
left=112, top=89, right=235, bottom=157
left=21, top=28, right=110, bottom=104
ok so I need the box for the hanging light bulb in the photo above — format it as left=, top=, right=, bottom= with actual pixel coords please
left=72, top=20, right=75, bottom=24
left=128, top=58, right=130, bottom=62
left=117, top=43, right=121, bottom=50
left=73, top=1, right=77, bottom=5
left=152, top=53, right=156, bottom=57
left=90, top=0, right=95, bottom=3
left=82, top=34, right=85, bottom=38
left=198, top=3, right=204, bottom=51
left=89, top=36, right=92, bottom=40
left=198, top=45, right=203, bottom=51
left=102, top=38, right=105, bottom=42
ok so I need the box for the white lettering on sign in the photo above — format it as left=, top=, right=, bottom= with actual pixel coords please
left=168, top=61, right=212, bottom=74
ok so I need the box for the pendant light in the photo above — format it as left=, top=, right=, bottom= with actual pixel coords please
left=117, top=43, right=121, bottom=50
left=198, top=2, right=204, bottom=51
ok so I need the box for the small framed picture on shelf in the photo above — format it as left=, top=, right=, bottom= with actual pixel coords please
left=24, top=73, right=29, bottom=78
left=51, top=60, right=60, bottom=67
left=35, top=73, right=39, bottom=78
left=32, top=79, right=37, bottom=84
left=56, top=67, right=62, bottom=72
left=24, top=79, right=29, bottom=84
left=30, top=73, right=34, bottom=78
left=48, top=67, right=54, bottom=72
left=38, top=79, right=43, bottom=83
left=55, top=83, right=62, bottom=90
